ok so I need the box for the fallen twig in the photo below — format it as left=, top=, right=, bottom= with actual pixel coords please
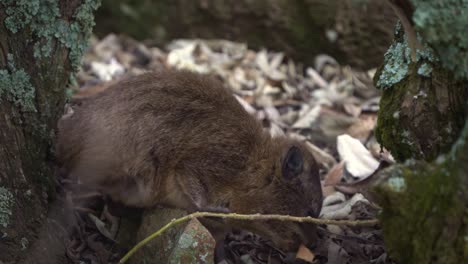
left=118, top=211, right=378, bottom=263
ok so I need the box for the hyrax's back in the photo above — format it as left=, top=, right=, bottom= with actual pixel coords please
left=58, top=69, right=324, bottom=250
left=57, top=69, right=265, bottom=207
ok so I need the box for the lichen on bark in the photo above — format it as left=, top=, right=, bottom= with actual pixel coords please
left=373, top=1, right=468, bottom=263
left=376, top=122, right=468, bottom=264
left=1, top=0, right=101, bottom=71
left=411, top=0, right=468, bottom=79
left=376, top=22, right=438, bottom=90
left=375, top=21, right=467, bottom=162
left=0, top=0, right=101, bottom=261
left=0, top=54, right=36, bottom=112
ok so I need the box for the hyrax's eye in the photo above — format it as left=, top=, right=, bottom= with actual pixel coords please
left=282, top=146, right=304, bottom=180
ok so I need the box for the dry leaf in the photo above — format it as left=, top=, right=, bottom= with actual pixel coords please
left=343, top=103, right=362, bottom=117
left=269, top=123, right=285, bottom=138
left=88, top=213, right=115, bottom=241
left=346, top=114, right=377, bottom=140
left=321, top=182, right=336, bottom=198
left=315, top=107, right=360, bottom=141
left=234, top=95, right=256, bottom=115
left=256, top=50, right=286, bottom=81
left=292, top=105, right=321, bottom=129
left=323, top=192, right=346, bottom=207
left=90, top=58, right=124, bottom=81
left=296, top=244, right=315, bottom=263
left=323, top=161, right=345, bottom=186
left=335, top=161, right=392, bottom=195
left=320, top=193, right=369, bottom=220
left=307, top=67, right=328, bottom=89
left=337, top=134, right=380, bottom=179
left=269, top=52, right=284, bottom=70
left=314, top=54, right=338, bottom=72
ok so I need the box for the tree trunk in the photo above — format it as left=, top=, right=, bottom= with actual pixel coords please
left=0, top=0, right=100, bottom=262
left=375, top=123, right=468, bottom=264
left=374, top=25, right=468, bottom=162
left=95, top=0, right=397, bottom=69
left=374, top=1, right=468, bottom=263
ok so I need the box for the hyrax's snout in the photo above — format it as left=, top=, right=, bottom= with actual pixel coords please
left=282, top=206, right=321, bottom=250
left=299, top=222, right=319, bottom=248
left=263, top=220, right=318, bottom=252
left=247, top=142, right=324, bottom=251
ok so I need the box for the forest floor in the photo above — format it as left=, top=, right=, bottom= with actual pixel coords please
left=61, top=34, right=396, bottom=264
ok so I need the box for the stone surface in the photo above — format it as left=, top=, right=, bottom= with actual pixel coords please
left=130, top=208, right=215, bottom=264
left=169, top=218, right=215, bottom=264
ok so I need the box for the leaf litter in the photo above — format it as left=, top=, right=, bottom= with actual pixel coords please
left=62, top=34, right=395, bottom=263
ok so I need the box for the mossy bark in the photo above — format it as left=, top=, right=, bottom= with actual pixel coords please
left=95, top=0, right=397, bottom=69
left=374, top=1, right=468, bottom=263
left=0, top=1, right=99, bottom=262
left=376, top=125, right=468, bottom=264
left=375, top=1, right=468, bottom=162
left=375, top=61, right=468, bottom=162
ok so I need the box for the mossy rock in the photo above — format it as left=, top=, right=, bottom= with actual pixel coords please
left=375, top=129, right=468, bottom=263
left=130, top=208, right=215, bottom=264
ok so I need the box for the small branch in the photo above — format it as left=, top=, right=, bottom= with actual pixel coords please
left=387, top=0, right=423, bottom=61
left=118, top=212, right=379, bottom=263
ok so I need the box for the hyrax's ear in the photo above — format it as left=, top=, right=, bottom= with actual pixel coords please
left=282, top=146, right=304, bottom=180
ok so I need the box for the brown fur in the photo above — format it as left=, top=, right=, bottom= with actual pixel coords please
left=56, top=69, right=323, bottom=250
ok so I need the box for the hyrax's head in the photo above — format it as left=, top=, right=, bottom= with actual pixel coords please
left=228, top=137, right=323, bottom=251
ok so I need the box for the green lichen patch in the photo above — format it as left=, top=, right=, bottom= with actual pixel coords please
left=1, top=0, right=39, bottom=33
left=0, top=54, right=36, bottom=112
left=417, top=62, right=433, bottom=77
left=411, top=0, right=468, bottom=80
left=386, top=175, right=406, bottom=193
left=178, top=232, right=196, bottom=249
left=168, top=219, right=215, bottom=264
left=0, top=187, right=14, bottom=228
left=67, top=0, right=102, bottom=71
left=1, top=0, right=101, bottom=72
left=376, top=25, right=438, bottom=89
left=376, top=41, right=410, bottom=89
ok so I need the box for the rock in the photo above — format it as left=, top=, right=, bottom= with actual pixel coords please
left=130, top=208, right=215, bottom=264
left=168, top=218, right=215, bottom=264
